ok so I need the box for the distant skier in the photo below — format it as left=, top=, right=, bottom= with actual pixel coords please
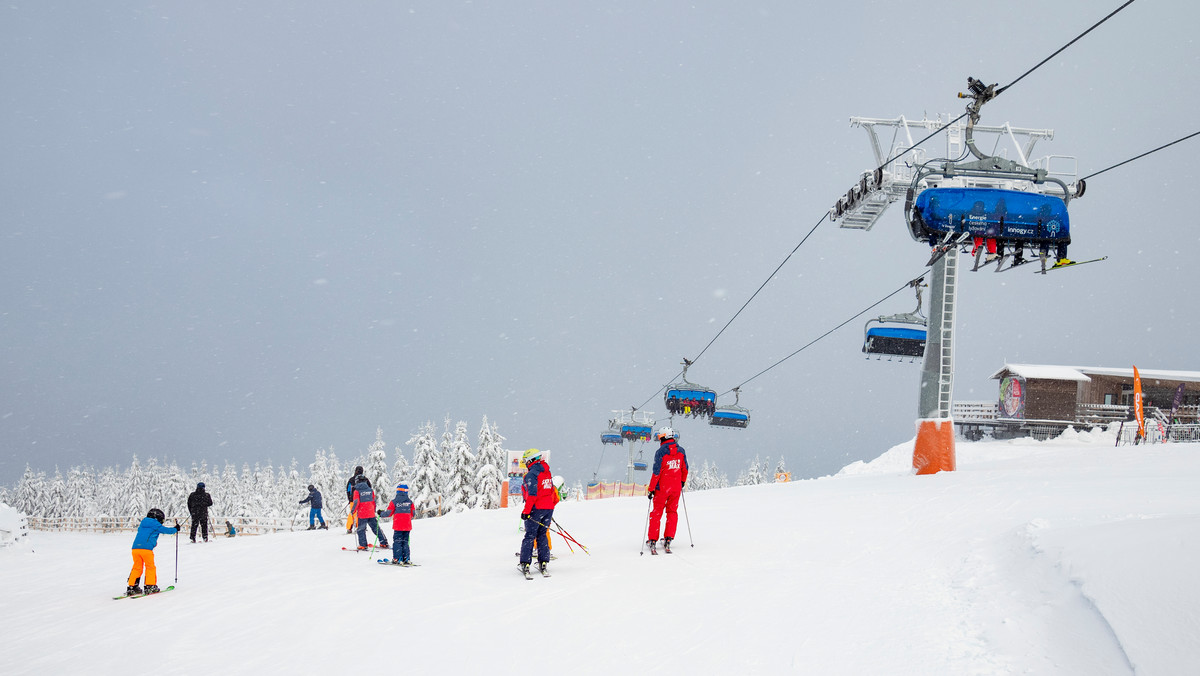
left=126, top=508, right=178, bottom=596
left=378, top=483, right=415, bottom=564
left=518, top=449, right=558, bottom=577
left=352, top=476, right=388, bottom=550
left=345, top=466, right=369, bottom=533
left=299, top=484, right=327, bottom=530
left=646, top=427, right=688, bottom=554
left=224, top=520, right=237, bottom=537
left=187, top=482, right=213, bottom=543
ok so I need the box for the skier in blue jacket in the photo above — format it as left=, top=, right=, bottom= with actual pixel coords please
left=127, top=508, right=178, bottom=596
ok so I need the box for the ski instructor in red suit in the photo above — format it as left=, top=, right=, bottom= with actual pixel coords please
left=646, top=427, right=688, bottom=554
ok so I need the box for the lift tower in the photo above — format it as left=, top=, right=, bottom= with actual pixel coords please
left=831, top=91, right=1080, bottom=473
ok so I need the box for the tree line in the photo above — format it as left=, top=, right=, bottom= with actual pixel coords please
left=1, top=416, right=508, bottom=521
left=1, top=416, right=792, bottom=520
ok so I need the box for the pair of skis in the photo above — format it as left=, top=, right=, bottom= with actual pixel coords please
left=113, top=586, right=175, bottom=600
left=647, top=539, right=673, bottom=556
left=519, top=563, right=551, bottom=581
left=376, top=559, right=420, bottom=567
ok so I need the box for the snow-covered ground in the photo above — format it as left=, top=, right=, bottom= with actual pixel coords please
left=3, top=430, right=1198, bottom=675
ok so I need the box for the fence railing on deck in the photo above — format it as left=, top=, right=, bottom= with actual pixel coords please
left=26, top=514, right=306, bottom=535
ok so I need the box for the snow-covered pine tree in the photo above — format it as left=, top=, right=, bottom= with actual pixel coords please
left=124, top=456, right=149, bottom=519
left=391, top=445, right=411, bottom=486
left=407, top=422, right=441, bottom=518
left=774, top=455, right=789, bottom=482
left=165, top=462, right=188, bottom=518
left=45, top=468, right=67, bottom=519
left=444, top=420, right=475, bottom=513
left=10, top=466, right=43, bottom=517
left=472, top=416, right=506, bottom=510
left=365, top=427, right=391, bottom=491
left=436, top=417, right=456, bottom=512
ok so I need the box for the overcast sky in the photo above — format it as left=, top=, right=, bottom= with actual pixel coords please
left=2, top=1, right=1197, bottom=488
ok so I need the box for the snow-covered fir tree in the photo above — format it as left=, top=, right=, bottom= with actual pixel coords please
left=443, top=420, right=475, bottom=513
left=391, top=445, right=411, bottom=486
left=407, top=422, right=441, bottom=518
left=472, top=416, right=506, bottom=510
left=365, top=427, right=391, bottom=490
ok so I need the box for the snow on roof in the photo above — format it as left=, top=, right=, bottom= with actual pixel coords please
left=1073, top=366, right=1200, bottom=383
left=989, top=364, right=1200, bottom=383
left=989, top=364, right=1090, bottom=382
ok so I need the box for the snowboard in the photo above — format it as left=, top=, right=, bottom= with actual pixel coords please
left=114, top=585, right=175, bottom=600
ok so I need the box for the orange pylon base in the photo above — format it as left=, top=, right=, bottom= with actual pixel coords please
left=913, top=418, right=956, bottom=475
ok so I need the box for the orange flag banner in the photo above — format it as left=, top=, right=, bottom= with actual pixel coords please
left=1133, top=365, right=1145, bottom=441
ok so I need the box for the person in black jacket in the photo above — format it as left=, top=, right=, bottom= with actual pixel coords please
left=187, top=482, right=214, bottom=542
left=299, top=484, right=327, bottom=530
left=344, top=466, right=370, bottom=533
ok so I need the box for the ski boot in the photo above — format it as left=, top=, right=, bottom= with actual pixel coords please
left=143, top=585, right=160, bottom=594
left=538, top=562, right=548, bottom=575
left=518, top=562, right=532, bottom=579
left=662, top=537, right=673, bottom=554
left=125, top=585, right=143, bottom=597
left=319, top=524, right=328, bottom=530
left=306, top=525, right=316, bottom=531
left=646, top=539, right=658, bottom=555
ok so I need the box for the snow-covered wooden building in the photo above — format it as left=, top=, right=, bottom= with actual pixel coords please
left=955, top=364, right=1200, bottom=441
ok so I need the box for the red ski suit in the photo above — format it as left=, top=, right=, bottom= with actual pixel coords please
left=647, top=439, right=688, bottom=541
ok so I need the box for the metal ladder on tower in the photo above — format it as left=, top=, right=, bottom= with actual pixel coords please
left=935, top=246, right=959, bottom=419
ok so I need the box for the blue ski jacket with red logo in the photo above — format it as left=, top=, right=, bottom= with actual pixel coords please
left=647, top=440, right=688, bottom=493
left=521, top=460, right=559, bottom=514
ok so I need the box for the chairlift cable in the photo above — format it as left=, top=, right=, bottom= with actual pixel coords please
left=877, top=0, right=1137, bottom=172
left=994, top=0, right=1138, bottom=97
left=722, top=272, right=928, bottom=395
left=688, top=212, right=829, bottom=368
left=1080, top=130, right=1200, bottom=182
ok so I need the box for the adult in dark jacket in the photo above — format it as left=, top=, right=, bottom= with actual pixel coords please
left=299, top=484, right=327, bottom=530
left=518, top=448, right=558, bottom=576
left=345, top=466, right=370, bottom=533
left=187, top=482, right=214, bottom=542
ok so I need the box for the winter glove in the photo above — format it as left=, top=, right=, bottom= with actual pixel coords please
left=174, top=520, right=181, bottom=530
left=646, top=491, right=655, bottom=501
left=521, top=512, right=531, bottom=521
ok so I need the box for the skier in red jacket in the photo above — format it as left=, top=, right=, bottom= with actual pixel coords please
left=518, top=448, right=558, bottom=577
left=646, top=427, right=688, bottom=554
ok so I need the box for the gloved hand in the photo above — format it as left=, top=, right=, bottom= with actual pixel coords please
left=647, top=491, right=655, bottom=501
left=521, top=512, right=531, bottom=521
left=174, top=520, right=181, bottom=530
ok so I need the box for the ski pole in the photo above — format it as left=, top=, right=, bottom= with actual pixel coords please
left=681, top=491, right=694, bottom=548
left=639, top=499, right=652, bottom=556
left=551, top=519, right=589, bottom=554
left=174, top=521, right=180, bottom=584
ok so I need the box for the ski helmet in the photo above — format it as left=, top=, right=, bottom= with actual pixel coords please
left=354, top=466, right=364, bottom=475
left=147, top=508, right=165, bottom=524
left=307, top=484, right=315, bottom=491
left=197, top=482, right=205, bottom=489
left=656, top=427, right=676, bottom=440
left=552, top=475, right=565, bottom=488
left=396, top=483, right=409, bottom=492
left=522, top=448, right=542, bottom=464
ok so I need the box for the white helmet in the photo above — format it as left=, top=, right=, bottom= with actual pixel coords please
left=552, top=475, right=565, bottom=488
left=656, top=426, right=676, bottom=440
